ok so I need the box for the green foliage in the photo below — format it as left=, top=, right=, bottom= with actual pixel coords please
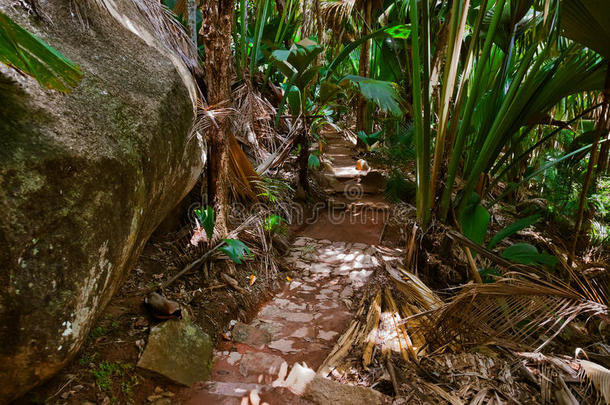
left=220, top=239, right=251, bottom=264
left=340, top=75, right=404, bottom=116
left=501, top=243, right=558, bottom=267
left=478, top=267, right=502, bottom=283
left=194, top=206, right=215, bottom=240
left=308, top=153, right=320, bottom=170
left=458, top=193, right=490, bottom=246
left=384, top=170, right=415, bottom=203
left=79, top=352, right=98, bottom=366
left=263, top=214, right=286, bottom=235
left=0, top=11, right=82, bottom=92
left=89, top=326, right=108, bottom=339
left=357, top=130, right=382, bottom=147
left=253, top=177, right=293, bottom=204
left=487, top=215, right=541, bottom=250
left=91, top=361, right=129, bottom=392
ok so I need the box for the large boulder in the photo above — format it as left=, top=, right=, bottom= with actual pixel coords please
left=0, top=1, right=203, bottom=402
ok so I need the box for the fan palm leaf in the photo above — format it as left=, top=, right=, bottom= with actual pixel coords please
left=420, top=273, right=608, bottom=352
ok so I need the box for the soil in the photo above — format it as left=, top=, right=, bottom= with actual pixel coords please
left=21, top=239, right=279, bottom=405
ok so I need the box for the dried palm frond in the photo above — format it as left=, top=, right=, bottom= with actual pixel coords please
left=227, top=130, right=260, bottom=201
left=579, top=359, right=610, bottom=404
left=193, top=99, right=234, bottom=133
left=321, top=0, right=357, bottom=29
left=233, top=83, right=279, bottom=163
left=420, top=273, right=608, bottom=352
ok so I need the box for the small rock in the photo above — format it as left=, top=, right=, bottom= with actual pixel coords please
left=151, top=399, right=172, bottom=405
left=363, top=246, right=377, bottom=256
left=239, top=352, right=286, bottom=377
left=227, top=352, right=242, bottom=365
left=232, top=322, right=272, bottom=347
left=318, top=330, right=339, bottom=341
left=305, top=375, right=391, bottom=405
left=268, top=338, right=298, bottom=353
left=340, top=286, right=353, bottom=299
left=331, top=241, right=346, bottom=249
left=137, top=319, right=213, bottom=386
left=352, top=243, right=367, bottom=250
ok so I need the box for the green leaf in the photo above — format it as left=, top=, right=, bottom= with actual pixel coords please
left=458, top=193, right=490, bottom=246
left=501, top=243, right=558, bottom=267
left=286, top=85, right=302, bottom=116
left=478, top=267, right=502, bottom=283
left=487, top=215, right=541, bottom=250
left=0, top=11, right=82, bottom=92
left=357, top=130, right=382, bottom=146
left=219, top=239, right=251, bottom=264
left=341, top=75, right=404, bottom=116
left=194, top=206, right=215, bottom=240
left=325, top=24, right=410, bottom=79
left=263, top=215, right=286, bottom=234
left=561, top=0, right=610, bottom=59
left=308, top=154, right=320, bottom=169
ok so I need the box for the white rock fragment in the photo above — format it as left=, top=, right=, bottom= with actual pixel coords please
left=284, top=363, right=316, bottom=395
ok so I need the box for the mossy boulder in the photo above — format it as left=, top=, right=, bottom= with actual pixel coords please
left=0, top=1, right=203, bottom=402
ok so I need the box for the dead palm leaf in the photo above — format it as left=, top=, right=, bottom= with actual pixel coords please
left=578, top=359, right=610, bottom=404
left=420, top=273, right=608, bottom=352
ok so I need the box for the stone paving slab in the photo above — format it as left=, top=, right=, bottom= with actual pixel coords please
left=186, top=236, right=384, bottom=404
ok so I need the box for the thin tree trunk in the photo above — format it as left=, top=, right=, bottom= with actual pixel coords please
left=571, top=63, right=610, bottom=256
left=187, top=0, right=198, bottom=48
left=201, top=0, right=234, bottom=236
left=355, top=3, right=372, bottom=133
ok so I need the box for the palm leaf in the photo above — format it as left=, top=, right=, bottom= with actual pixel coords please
left=561, top=0, right=610, bottom=58
left=578, top=359, right=610, bottom=403
left=420, top=274, right=608, bottom=352
left=341, top=75, right=403, bottom=116
left=0, top=11, right=82, bottom=92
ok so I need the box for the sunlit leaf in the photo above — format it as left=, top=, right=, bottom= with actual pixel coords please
left=194, top=206, right=215, bottom=240
left=308, top=154, right=320, bottom=170
left=220, top=239, right=251, bottom=264
left=0, top=11, right=82, bottom=92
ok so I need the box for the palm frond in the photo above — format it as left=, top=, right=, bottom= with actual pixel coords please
left=0, top=11, right=82, bottom=92
left=579, top=359, right=610, bottom=404
left=420, top=274, right=608, bottom=352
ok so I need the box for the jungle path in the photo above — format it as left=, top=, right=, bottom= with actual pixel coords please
left=182, top=131, right=396, bottom=405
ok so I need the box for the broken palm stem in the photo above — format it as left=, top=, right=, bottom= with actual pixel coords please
left=464, top=247, right=483, bottom=283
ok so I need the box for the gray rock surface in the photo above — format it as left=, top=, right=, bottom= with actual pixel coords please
left=0, top=1, right=202, bottom=402
left=138, top=319, right=213, bottom=386
left=304, top=375, right=391, bottom=405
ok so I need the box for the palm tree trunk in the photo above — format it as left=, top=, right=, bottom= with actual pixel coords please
left=571, top=62, right=610, bottom=255
left=201, top=0, right=234, bottom=235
